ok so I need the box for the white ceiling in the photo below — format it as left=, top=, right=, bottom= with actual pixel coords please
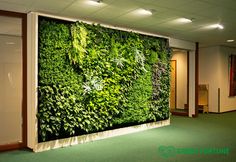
left=0, top=0, right=236, bottom=47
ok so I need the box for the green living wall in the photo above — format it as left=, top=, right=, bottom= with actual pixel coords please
left=37, top=16, right=171, bottom=142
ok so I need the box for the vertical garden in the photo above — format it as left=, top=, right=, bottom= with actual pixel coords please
left=37, top=16, right=171, bottom=142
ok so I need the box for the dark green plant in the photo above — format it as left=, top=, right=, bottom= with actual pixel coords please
left=37, top=16, right=171, bottom=142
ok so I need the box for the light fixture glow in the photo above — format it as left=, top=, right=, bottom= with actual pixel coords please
left=177, top=18, right=192, bottom=23
left=217, top=24, right=224, bottom=29
left=136, top=9, right=153, bottom=16
left=87, top=0, right=103, bottom=6
left=6, top=42, right=15, bottom=45
left=209, top=24, right=224, bottom=29
left=227, top=39, right=234, bottom=42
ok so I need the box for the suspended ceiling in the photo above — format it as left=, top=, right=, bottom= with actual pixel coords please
left=0, top=0, right=236, bottom=47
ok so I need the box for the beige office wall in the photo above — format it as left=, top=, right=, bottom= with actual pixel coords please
left=171, top=51, right=187, bottom=109
left=219, top=46, right=236, bottom=112
left=199, top=46, right=236, bottom=112
left=169, top=38, right=195, bottom=51
left=199, top=46, right=221, bottom=112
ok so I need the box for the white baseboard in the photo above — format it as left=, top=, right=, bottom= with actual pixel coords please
left=34, top=119, right=170, bottom=152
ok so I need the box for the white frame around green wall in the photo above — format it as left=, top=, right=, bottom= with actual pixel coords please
left=27, top=12, right=174, bottom=152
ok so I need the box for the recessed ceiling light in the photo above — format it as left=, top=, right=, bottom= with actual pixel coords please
left=203, top=23, right=224, bottom=30
left=87, top=0, right=103, bottom=6
left=210, top=24, right=224, bottom=29
left=136, top=9, right=153, bottom=16
left=171, top=18, right=194, bottom=24
left=216, top=24, right=224, bottom=29
left=177, top=18, right=193, bottom=23
left=227, top=39, right=234, bottom=42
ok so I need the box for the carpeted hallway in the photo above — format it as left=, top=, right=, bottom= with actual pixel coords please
left=1, top=112, right=236, bottom=162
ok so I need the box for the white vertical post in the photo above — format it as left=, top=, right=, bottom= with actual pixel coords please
left=27, top=12, right=38, bottom=150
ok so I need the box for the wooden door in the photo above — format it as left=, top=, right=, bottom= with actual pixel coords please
left=0, top=11, right=27, bottom=152
left=170, top=60, right=176, bottom=110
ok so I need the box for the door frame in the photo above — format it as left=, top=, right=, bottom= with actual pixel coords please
left=171, top=49, right=189, bottom=116
left=187, top=51, right=189, bottom=114
left=170, top=60, right=177, bottom=109
left=0, top=10, right=27, bottom=151
left=194, top=42, right=199, bottom=117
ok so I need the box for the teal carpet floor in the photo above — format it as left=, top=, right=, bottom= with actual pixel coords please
left=1, top=112, right=236, bottom=162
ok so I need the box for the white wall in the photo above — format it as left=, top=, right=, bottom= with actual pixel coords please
left=199, top=46, right=220, bottom=112
left=199, top=46, right=236, bottom=112
left=169, top=38, right=195, bottom=51
left=172, top=51, right=187, bottom=109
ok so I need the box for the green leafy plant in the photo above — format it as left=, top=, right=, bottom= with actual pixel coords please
left=37, top=16, right=171, bottom=142
left=69, top=22, right=88, bottom=65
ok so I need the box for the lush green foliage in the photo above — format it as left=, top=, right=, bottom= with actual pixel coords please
left=38, top=17, right=171, bottom=142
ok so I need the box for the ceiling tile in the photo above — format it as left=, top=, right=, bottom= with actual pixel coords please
left=199, top=0, right=236, bottom=10
left=149, top=0, right=195, bottom=8
left=196, top=6, right=236, bottom=21
left=30, top=0, right=75, bottom=13
left=61, top=0, right=108, bottom=19
left=0, top=0, right=34, bottom=6
left=87, top=6, right=137, bottom=21
left=176, top=1, right=214, bottom=14
left=0, top=1, right=30, bottom=12
left=0, top=0, right=235, bottom=47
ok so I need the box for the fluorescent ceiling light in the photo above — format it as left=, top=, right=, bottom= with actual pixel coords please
left=135, top=9, right=153, bottom=16
left=227, top=39, right=234, bottom=42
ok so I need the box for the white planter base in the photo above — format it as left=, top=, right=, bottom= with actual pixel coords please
left=34, top=119, right=170, bottom=152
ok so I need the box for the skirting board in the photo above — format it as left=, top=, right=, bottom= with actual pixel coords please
left=34, top=118, right=170, bottom=152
